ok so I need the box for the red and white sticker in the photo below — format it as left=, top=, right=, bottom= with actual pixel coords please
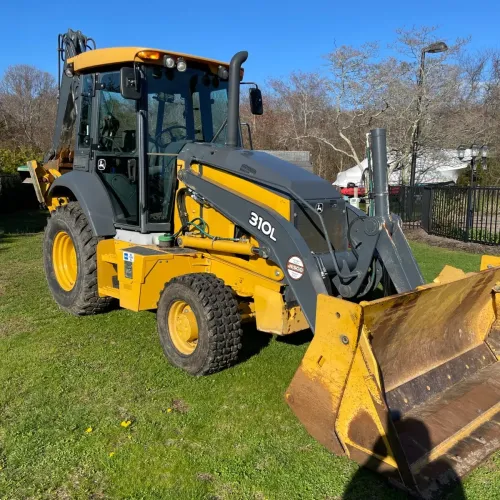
left=286, top=256, right=305, bottom=280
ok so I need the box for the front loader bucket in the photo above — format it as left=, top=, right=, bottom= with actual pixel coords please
left=286, top=264, right=500, bottom=499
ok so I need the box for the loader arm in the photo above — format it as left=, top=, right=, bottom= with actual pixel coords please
left=177, top=165, right=328, bottom=329
left=177, top=152, right=423, bottom=330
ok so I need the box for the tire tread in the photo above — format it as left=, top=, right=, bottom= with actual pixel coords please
left=159, top=273, right=243, bottom=375
left=45, top=202, right=114, bottom=315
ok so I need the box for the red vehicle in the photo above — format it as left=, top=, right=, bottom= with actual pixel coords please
left=340, top=186, right=401, bottom=197
left=340, top=186, right=366, bottom=197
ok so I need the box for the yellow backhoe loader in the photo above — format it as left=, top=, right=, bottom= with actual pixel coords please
left=27, top=29, right=500, bottom=498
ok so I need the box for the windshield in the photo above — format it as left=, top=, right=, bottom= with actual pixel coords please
left=145, top=65, right=228, bottom=224
left=146, top=66, right=228, bottom=149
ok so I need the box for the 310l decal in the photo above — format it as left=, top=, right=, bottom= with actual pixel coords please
left=249, top=211, right=277, bottom=241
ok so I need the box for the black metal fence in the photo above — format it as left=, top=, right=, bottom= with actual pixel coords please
left=390, top=185, right=500, bottom=245
left=389, top=186, right=425, bottom=229
left=429, top=186, right=500, bottom=244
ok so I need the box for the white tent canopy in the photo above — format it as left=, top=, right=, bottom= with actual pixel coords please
left=333, top=149, right=470, bottom=187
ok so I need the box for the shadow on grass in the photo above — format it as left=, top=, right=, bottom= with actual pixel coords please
left=0, top=235, right=15, bottom=249
left=237, top=326, right=313, bottom=366
left=343, top=415, right=466, bottom=500
left=0, top=208, right=48, bottom=235
left=276, top=328, right=313, bottom=346
left=238, top=324, right=273, bottom=364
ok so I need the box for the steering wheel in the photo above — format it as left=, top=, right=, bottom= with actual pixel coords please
left=99, top=114, right=122, bottom=152
left=100, top=136, right=123, bottom=153
left=149, top=125, right=188, bottom=151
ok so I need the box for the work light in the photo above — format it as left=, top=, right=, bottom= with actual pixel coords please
left=65, top=63, right=74, bottom=78
left=176, top=58, right=187, bottom=72
left=164, top=55, right=176, bottom=68
left=218, top=65, right=229, bottom=80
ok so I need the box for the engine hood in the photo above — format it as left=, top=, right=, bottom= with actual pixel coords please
left=177, top=143, right=341, bottom=201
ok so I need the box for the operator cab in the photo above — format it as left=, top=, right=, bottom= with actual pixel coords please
left=53, top=42, right=262, bottom=236
left=73, top=59, right=231, bottom=234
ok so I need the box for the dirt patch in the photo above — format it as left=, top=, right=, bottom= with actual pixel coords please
left=54, top=468, right=107, bottom=499
left=405, top=227, right=500, bottom=255
left=213, top=482, right=236, bottom=499
left=171, top=398, right=189, bottom=414
left=196, top=472, right=214, bottom=482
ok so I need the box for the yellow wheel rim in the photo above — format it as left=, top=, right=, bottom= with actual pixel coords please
left=168, top=300, right=199, bottom=355
left=52, top=231, right=78, bottom=291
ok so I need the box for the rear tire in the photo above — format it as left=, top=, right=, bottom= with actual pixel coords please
left=43, top=202, right=114, bottom=315
left=157, top=273, right=243, bottom=375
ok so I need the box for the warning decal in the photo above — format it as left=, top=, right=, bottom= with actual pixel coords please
left=123, top=252, right=134, bottom=262
left=286, top=256, right=304, bottom=280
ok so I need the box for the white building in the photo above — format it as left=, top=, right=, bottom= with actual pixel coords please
left=333, top=149, right=471, bottom=187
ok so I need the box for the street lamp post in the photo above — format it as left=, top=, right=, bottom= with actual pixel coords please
left=409, top=41, right=449, bottom=189
left=407, top=42, right=448, bottom=221
left=457, top=144, right=488, bottom=241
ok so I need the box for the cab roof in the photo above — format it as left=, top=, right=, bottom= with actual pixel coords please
left=68, top=47, right=229, bottom=73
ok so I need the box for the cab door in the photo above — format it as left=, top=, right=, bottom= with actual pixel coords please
left=94, top=70, right=140, bottom=228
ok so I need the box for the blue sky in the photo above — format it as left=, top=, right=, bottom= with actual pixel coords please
left=2, top=0, right=499, bottom=85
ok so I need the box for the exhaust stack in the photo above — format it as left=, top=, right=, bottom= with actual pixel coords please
left=226, top=51, right=248, bottom=148
left=370, top=128, right=390, bottom=217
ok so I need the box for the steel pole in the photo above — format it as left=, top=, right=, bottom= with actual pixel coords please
left=370, top=128, right=390, bottom=217
left=466, top=157, right=475, bottom=241
left=410, top=51, right=426, bottom=188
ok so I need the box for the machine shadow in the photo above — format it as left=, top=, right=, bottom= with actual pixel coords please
left=342, top=415, right=466, bottom=500
left=0, top=209, right=48, bottom=235
left=275, top=329, right=313, bottom=346
left=235, top=327, right=313, bottom=367
left=0, top=235, right=15, bottom=252
left=237, top=324, right=273, bottom=364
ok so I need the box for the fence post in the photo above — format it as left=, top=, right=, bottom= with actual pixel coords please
left=465, top=187, right=473, bottom=242
left=430, top=188, right=434, bottom=233
left=421, top=187, right=431, bottom=233
left=403, top=186, right=411, bottom=224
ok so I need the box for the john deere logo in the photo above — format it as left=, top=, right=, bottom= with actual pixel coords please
left=315, top=203, right=324, bottom=214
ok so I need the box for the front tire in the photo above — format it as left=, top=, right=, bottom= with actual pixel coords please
left=43, top=202, right=114, bottom=315
left=157, top=274, right=243, bottom=375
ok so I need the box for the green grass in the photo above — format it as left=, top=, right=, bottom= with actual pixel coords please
left=0, top=211, right=498, bottom=499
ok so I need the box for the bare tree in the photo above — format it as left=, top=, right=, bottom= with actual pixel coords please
left=249, top=26, right=491, bottom=184
left=0, top=65, right=57, bottom=152
left=264, top=73, right=346, bottom=180
left=265, top=45, right=393, bottom=173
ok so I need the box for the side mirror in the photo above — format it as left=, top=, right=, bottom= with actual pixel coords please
left=120, top=67, right=141, bottom=100
left=249, top=88, right=263, bottom=115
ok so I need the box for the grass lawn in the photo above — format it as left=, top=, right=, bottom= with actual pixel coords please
left=0, top=210, right=499, bottom=499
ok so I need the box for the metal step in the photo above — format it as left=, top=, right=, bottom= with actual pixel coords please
left=101, top=253, right=118, bottom=264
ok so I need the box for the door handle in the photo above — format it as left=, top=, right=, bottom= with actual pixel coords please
left=127, top=159, right=137, bottom=183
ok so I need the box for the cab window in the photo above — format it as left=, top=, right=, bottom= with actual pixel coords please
left=97, top=72, right=137, bottom=153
